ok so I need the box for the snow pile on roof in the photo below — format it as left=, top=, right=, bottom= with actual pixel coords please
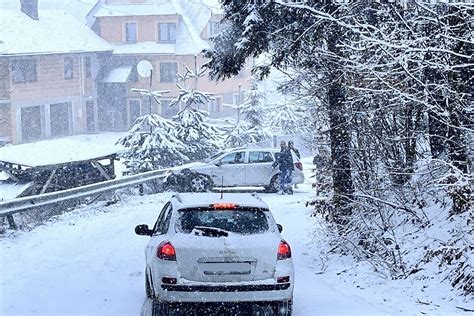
left=0, top=10, right=112, bottom=56
left=0, top=0, right=99, bottom=25
left=94, top=1, right=176, bottom=17
left=103, top=66, right=133, bottom=83
left=93, top=0, right=212, bottom=55
left=0, top=138, right=120, bottom=167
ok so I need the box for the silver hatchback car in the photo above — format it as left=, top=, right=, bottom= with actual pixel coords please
left=164, top=148, right=304, bottom=192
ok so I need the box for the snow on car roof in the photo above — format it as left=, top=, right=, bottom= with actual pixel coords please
left=172, top=193, right=269, bottom=210
left=0, top=138, right=119, bottom=168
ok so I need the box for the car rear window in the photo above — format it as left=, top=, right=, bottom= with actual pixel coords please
left=177, top=208, right=269, bottom=235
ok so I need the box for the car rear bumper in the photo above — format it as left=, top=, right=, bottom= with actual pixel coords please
left=162, top=283, right=290, bottom=292
left=158, top=281, right=293, bottom=303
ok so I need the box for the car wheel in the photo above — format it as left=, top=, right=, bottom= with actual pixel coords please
left=275, top=299, right=292, bottom=316
left=252, top=305, right=274, bottom=316
left=265, top=174, right=279, bottom=193
left=190, top=174, right=213, bottom=192
left=156, top=302, right=184, bottom=316
left=145, top=269, right=153, bottom=299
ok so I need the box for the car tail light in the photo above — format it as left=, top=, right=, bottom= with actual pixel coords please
left=162, top=277, right=177, bottom=284
left=277, top=240, right=291, bottom=260
left=294, top=161, right=303, bottom=171
left=277, top=276, right=290, bottom=283
left=157, top=241, right=176, bottom=261
left=211, top=203, right=238, bottom=209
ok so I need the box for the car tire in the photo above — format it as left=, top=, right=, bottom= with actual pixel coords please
left=145, top=269, right=153, bottom=299
left=190, top=174, right=213, bottom=192
left=265, top=174, right=279, bottom=193
left=155, top=302, right=183, bottom=316
left=275, top=299, right=292, bottom=316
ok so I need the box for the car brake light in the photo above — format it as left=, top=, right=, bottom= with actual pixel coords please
left=277, top=240, right=291, bottom=260
left=211, top=203, right=238, bottom=209
left=162, top=277, right=177, bottom=284
left=277, top=276, right=290, bottom=283
left=294, top=162, right=303, bottom=171
left=157, top=241, right=176, bottom=261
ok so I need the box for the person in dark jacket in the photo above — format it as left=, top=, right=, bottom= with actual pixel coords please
left=273, top=141, right=294, bottom=194
left=288, top=141, right=300, bottom=159
left=288, top=140, right=300, bottom=190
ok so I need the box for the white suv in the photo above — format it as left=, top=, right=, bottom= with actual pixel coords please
left=164, top=148, right=304, bottom=192
left=135, top=193, right=294, bottom=315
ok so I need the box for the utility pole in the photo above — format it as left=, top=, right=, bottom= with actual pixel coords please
left=148, top=69, right=153, bottom=134
left=237, top=83, right=242, bottom=127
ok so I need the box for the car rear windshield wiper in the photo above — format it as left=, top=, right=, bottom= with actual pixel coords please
left=192, top=226, right=229, bottom=237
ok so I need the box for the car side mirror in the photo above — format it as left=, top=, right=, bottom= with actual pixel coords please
left=135, top=224, right=153, bottom=236
left=215, top=161, right=222, bottom=167
left=277, top=224, right=283, bottom=233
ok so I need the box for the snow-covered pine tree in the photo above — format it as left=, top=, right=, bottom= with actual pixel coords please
left=225, top=78, right=268, bottom=147
left=170, top=64, right=221, bottom=161
left=240, top=79, right=266, bottom=131
left=267, top=99, right=311, bottom=136
left=117, top=114, right=187, bottom=174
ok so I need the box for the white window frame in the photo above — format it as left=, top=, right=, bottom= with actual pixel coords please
left=123, top=21, right=138, bottom=43
left=157, top=23, right=177, bottom=42
left=210, top=97, right=223, bottom=113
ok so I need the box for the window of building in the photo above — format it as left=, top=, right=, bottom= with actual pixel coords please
left=21, top=105, right=42, bottom=142
left=86, top=101, right=96, bottom=132
left=210, top=98, right=222, bottom=113
left=84, top=57, right=92, bottom=78
left=160, top=62, right=177, bottom=83
left=50, top=102, right=71, bottom=137
left=125, top=22, right=137, bottom=43
left=208, top=21, right=221, bottom=37
left=64, top=57, right=74, bottom=79
left=233, top=93, right=243, bottom=106
left=12, top=59, right=37, bottom=83
left=158, top=23, right=177, bottom=42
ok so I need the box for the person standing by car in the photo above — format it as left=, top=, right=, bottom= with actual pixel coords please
left=288, top=141, right=300, bottom=189
left=288, top=141, right=300, bottom=159
left=273, top=141, right=294, bottom=194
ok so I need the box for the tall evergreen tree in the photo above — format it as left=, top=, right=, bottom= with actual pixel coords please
left=204, top=1, right=355, bottom=224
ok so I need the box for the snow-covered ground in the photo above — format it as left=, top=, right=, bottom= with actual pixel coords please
left=0, top=161, right=470, bottom=315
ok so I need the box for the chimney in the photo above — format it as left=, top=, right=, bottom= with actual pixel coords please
left=20, top=0, right=39, bottom=20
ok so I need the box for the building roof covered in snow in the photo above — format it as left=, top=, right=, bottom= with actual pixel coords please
left=0, top=9, right=112, bottom=56
left=0, top=0, right=99, bottom=26
left=92, top=0, right=222, bottom=55
left=94, top=1, right=177, bottom=17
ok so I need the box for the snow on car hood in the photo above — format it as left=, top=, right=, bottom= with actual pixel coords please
left=170, top=161, right=207, bottom=172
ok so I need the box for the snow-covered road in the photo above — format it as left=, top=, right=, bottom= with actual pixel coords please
left=0, top=178, right=395, bottom=315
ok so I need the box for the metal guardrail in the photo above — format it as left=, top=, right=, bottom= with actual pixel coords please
left=0, top=168, right=170, bottom=218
